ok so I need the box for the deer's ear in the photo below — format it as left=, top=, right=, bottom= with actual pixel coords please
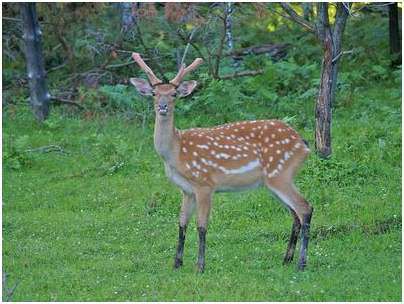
left=177, top=80, right=197, bottom=97
left=130, top=78, right=154, bottom=96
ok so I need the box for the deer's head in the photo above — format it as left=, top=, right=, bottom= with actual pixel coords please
left=130, top=53, right=203, bottom=118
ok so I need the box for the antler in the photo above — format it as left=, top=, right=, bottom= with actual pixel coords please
left=132, top=52, right=163, bottom=86
left=170, top=58, right=204, bottom=87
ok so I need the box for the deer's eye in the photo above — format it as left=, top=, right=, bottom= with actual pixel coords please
left=151, top=91, right=156, bottom=96
left=172, top=92, right=177, bottom=97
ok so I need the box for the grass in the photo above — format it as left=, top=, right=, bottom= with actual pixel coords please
left=2, top=77, right=402, bottom=301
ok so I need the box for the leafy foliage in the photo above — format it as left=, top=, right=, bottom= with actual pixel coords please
left=2, top=2, right=401, bottom=301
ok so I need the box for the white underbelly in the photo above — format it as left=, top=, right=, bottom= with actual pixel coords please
left=215, top=179, right=263, bottom=192
left=164, top=164, right=193, bottom=194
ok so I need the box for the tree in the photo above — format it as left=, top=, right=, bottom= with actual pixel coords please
left=20, top=3, right=50, bottom=121
left=388, top=2, right=401, bottom=67
left=278, top=3, right=350, bottom=158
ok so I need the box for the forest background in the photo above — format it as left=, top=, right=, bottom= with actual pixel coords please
left=2, top=2, right=402, bottom=301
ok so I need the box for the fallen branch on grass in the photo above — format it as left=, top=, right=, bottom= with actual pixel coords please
left=2, top=272, right=20, bottom=302
left=25, top=145, right=67, bottom=154
left=51, top=96, right=84, bottom=109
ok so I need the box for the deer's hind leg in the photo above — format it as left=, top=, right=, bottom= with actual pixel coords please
left=263, top=155, right=313, bottom=270
left=283, top=208, right=301, bottom=264
left=266, top=180, right=312, bottom=270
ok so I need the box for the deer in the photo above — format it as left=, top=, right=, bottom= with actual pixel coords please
left=129, top=52, right=313, bottom=272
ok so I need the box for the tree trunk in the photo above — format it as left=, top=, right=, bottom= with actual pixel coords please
left=330, top=3, right=350, bottom=107
left=315, top=3, right=333, bottom=158
left=225, top=2, right=234, bottom=51
left=388, top=2, right=401, bottom=67
left=121, top=2, right=136, bottom=32
left=20, top=3, right=50, bottom=121
left=315, top=30, right=333, bottom=158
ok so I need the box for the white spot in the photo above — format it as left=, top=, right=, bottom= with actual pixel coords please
left=250, top=133, right=255, bottom=138
left=294, top=143, right=301, bottom=149
left=193, top=151, right=198, bottom=156
left=276, top=141, right=280, bottom=145
left=278, top=164, right=283, bottom=170
left=218, top=153, right=231, bottom=159
left=270, top=121, right=275, bottom=125
left=182, top=147, right=187, bottom=153
left=269, top=156, right=273, bottom=162
left=285, top=138, right=290, bottom=144
left=185, top=163, right=191, bottom=169
left=276, top=150, right=281, bottom=154
left=197, top=144, right=209, bottom=150
left=284, top=152, right=290, bottom=160
left=265, top=137, right=269, bottom=143
left=271, top=134, right=276, bottom=138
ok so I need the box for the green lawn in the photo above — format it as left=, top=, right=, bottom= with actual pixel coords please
left=2, top=80, right=401, bottom=301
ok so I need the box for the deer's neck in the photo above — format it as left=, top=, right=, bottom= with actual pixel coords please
left=154, top=114, right=179, bottom=164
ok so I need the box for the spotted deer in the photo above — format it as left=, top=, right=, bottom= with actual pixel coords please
left=130, top=52, right=313, bottom=272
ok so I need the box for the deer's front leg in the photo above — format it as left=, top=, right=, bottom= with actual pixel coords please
left=174, top=192, right=195, bottom=269
left=195, top=187, right=213, bottom=273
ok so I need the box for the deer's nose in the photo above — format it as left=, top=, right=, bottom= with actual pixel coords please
left=158, top=102, right=168, bottom=115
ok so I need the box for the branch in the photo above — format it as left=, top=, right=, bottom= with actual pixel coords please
left=105, top=60, right=135, bottom=69
left=333, top=3, right=351, bottom=44
left=47, top=61, right=68, bottom=73
left=134, top=20, right=168, bottom=82
left=180, top=27, right=197, bottom=66
left=214, top=4, right=230, bottom=79
left=277, top=3, right=315, bottom=33
left=219, top=69, right=264, bottom=80
left=25, top=145, right=67, bottom=154
left=51, top=96, right=84, bottom=109
left=332, top=49, right=354, bottom=64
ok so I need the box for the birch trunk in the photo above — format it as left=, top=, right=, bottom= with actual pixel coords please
left=21, top=2, right=50, bottom=121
